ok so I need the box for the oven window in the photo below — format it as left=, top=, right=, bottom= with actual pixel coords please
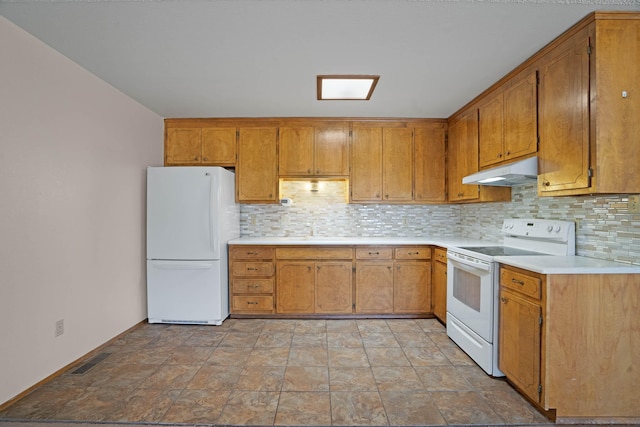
left=453, top=268, right=481, bottom=312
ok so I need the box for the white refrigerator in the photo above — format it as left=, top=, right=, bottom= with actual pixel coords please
left=146, top=166, right=239, bottom=325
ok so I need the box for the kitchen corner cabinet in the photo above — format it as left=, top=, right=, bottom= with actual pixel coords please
left=164, top=124, right=237, bottom=166
left=350, top=124, right=413, bottom=203
left=538, top=14, right=640, bottom=196
left=431, top=247, right=447, bottom=323
left=279, top=125, right=349, bottom=177
left=447, top=109, right=511, bottom=203
left=499, top=264, right=640, bottom=422
left=478, top=70, right=537, bottom=169
left=236, top=127, right=278, bottom=203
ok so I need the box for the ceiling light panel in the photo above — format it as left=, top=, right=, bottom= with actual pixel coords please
left=317, top=75, right=379, bottom=100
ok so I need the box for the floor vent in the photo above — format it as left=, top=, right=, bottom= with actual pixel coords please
left=70, top=352, right=112, bottom=375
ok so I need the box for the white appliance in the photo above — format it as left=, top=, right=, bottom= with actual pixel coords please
left=446, top=218, right=575, bottom=376
left=146, top=166, right=239, bottom=325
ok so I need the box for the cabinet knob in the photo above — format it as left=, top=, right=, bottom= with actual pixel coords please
left=498, top=153, right=502, bottom=158
left=316, top=169, right=320, bottom=174
left=506, top=151, right=511, bottom=156
left=194, top=157, right=199, bottom=161
left=203, top=157, right=208, bottom=161
left=543, top=180, right=551, bottom=187
left=307, top=169, right=312, bottom=173
left=501, top=297, right=508, bottom=303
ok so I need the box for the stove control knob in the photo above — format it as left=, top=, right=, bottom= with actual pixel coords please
left=554, top=225, right=562, bottom=233
left=547, top=225, right=554, bottom=232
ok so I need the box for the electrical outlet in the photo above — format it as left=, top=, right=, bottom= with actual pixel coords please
left=629, top=195, right=640, bottom=214
left=55, top=319, right=64, bottom=337
left=250, top=215, right=257, bottom=225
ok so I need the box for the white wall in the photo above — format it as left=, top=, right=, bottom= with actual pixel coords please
left=0, top=17, right=163, bottom=405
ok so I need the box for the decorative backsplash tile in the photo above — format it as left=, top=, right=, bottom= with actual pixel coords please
left=240, top=180, right=640, bottom=266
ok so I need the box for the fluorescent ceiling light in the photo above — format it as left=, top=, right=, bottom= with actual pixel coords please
left=317, top=75, right=379, bottom=100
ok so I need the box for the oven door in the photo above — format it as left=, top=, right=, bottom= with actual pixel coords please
left=446, top=251, right=495, bottom=342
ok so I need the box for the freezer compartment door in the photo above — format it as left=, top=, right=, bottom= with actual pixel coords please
left=147, top=260, right=228, bottom=325
left=147, top=167, right=220, bottom=260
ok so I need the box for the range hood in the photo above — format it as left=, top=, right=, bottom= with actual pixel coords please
left=462, top=156, right=538, bottom=187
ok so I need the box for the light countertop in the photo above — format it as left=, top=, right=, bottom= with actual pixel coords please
left=494, top=255, right=640, bottom=275
left=228, top=236, right=640, bottom=275
left=228, top=236, right=497, bottom=249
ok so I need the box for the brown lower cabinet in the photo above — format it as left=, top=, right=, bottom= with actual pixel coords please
left=229, top=244, right=432, bottom=316
left=498, top=264, right=640, bottom=422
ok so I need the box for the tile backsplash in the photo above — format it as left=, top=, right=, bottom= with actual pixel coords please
left=240, top=180, right=640, bottom=266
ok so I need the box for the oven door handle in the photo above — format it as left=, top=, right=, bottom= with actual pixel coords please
left=448, top=252, right=492, bottom=272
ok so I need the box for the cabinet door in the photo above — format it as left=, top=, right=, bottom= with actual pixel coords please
left=278, top=127, right=314, bottom=176
left=355, top=262, right=393, bottom=313
left=432, top=259, right=447, bottom=322
left=315, top=262, right=353, bottom=314
left=382, top=128, right=413, bottom=201
left=538, top=30, right=590, bottom=194
left=503, top=71, right=538, bottom=162
left=315, top=127, right=349, bottom=176
left=414, top=125, right=446, bottom=203
left=478, top=93, right=505, bottom=169
left=276, top=262, right=315, bottom=314
left=237, top=127, right=278, bottom=202
left=201, top=127, right=237, bottom=166
left=351, top=127, right=383, bottom=201
left=394, top=261, right=431, bottom=313
left=499, top=289, right=542, bottom=403
left=447, top=109, right=480, bottom=202
left=165, top=128, right=202, bottom=165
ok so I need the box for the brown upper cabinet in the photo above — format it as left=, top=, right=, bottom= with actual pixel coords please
left=350, top=122, right=415, bottom=203
left=414, top=123, right=447, bottom=203
left=350, top=121, right=446, bottom=204
left=537, top=13, right=640, bottom=196
left=164, top=121, right=237, bottom=166
left=236, top=127, right=278, bottom=203
left=478, top=70, right=537, bottom=169
left=447, top=109, right=511, bottom=203
left=279, top=124, right=349, bottom=177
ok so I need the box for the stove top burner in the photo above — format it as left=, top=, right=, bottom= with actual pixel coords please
left=458, top=246, right=547, bottom=257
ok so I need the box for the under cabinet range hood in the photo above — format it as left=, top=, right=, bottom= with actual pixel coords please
left=462, top=156, right=538, bottom=187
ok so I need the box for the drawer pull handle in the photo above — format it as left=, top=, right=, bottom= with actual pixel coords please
left=247, top=252, right=258, bottom=255
left=247, top=301, right=258, bottom=305
left=250, top=284, right=261, bottom=289
left=368, top=252, right=380, bottom=255
left=511, top=278, right=525, bottom=285
left=408, top=252, right=420, bottom=255
left=247, top=268, right=258, bottom=271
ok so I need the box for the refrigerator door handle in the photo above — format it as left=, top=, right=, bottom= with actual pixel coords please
left=207, top=172, right=219, bottom=254
left=149, top=260, right=216, bottom=270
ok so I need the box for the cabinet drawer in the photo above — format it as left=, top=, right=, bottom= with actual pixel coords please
left=230, top=247, right=274, bottom=260
left=232, top=262, right=275, bottom=276
left=232, top=279, right=274, bottom=294
left=500, top=269, right=541, bottom=300
left=395, top=247, right=431, bottom=260
left=356, top=247, right=393, bottom=260
left=434, top=247, right=447, bottom=263
left=276, top=247, right=353, bottom=260
left=232, top=296, right=274, bottom=311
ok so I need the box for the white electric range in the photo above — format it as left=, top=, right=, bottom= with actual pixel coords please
left=446, top=218, right=576, bottom=376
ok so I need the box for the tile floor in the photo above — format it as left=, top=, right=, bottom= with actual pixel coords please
left=0, top=318, right=552, bottom=426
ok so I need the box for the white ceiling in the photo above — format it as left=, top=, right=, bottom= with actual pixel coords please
left=2, top=0, right=638, bottom=119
